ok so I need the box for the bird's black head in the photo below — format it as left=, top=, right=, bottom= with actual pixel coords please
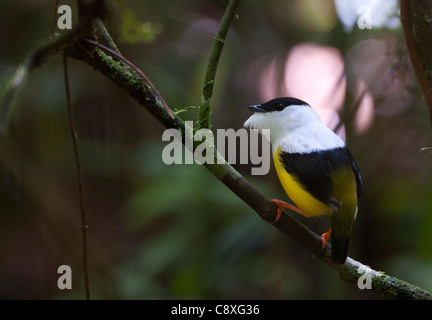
left=246, top=97, right=310, bottom=113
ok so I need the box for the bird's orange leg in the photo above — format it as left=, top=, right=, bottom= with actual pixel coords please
left=320, top=227, right=332, bottom=248
left=270, top=199, right=309, bottom=223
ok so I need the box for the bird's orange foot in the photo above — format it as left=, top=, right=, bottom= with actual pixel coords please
left=320, top=228, right=332, bottom=248
left=270, top=199, right=307, bottom=223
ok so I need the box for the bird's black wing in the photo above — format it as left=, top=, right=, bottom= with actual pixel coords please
left=279, top=147, right=359, bottom=208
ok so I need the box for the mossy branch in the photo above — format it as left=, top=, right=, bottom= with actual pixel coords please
left=198, top=0, right=242, bottom=129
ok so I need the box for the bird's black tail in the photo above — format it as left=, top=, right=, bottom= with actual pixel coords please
left=330, top=213, right=354, bottom=264
left=331, top=235, right=350, bottom=264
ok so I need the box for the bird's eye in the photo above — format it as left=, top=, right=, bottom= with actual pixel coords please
left=275, top=103, right=284, bottom=111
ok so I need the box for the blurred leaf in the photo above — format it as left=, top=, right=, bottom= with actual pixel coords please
left=118, top=9, right=162, bottom=45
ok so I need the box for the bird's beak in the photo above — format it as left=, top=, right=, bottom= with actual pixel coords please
left=246, top=104, right=265, bottom=113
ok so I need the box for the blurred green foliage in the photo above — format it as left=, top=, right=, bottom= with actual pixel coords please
left=117, top=9, right=162, bottom=45
left=0, top=0, right=432, bottom=300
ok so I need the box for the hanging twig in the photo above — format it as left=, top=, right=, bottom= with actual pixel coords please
left=62, top=54, right=91, bottom=300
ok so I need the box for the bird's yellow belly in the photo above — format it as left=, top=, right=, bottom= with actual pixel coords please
left=273, top=150, right=333, bottom=217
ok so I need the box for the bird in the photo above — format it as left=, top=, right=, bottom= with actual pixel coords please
left=244, top=97, right=363, bottom=264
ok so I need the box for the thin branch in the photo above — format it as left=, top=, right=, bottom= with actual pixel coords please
left=199, top=0, right=242, bottom=129
left=92, top=18, right=121, bottom=54
left=63, top=54, right=91, bottom=300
